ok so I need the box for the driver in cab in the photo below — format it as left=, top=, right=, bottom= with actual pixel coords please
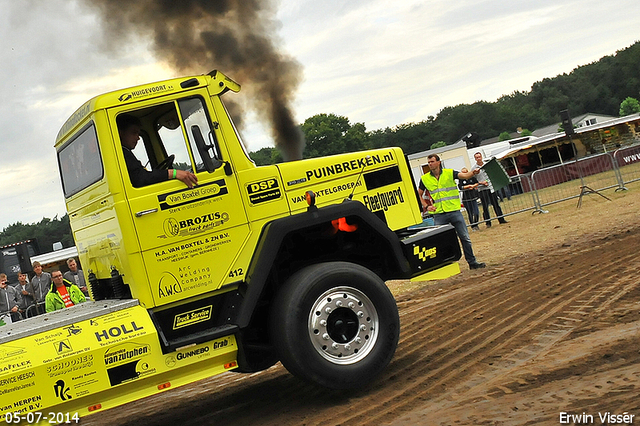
left=117, top=114, right=198, bottom=188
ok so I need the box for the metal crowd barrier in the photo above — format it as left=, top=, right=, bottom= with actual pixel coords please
left=461, top=147, right=640, bottom=228
left=1, top=310, right=23, bottom=323
left=0, top=302, right=46, bottom=326
left=613, top=143, right=640, bottom=186
left=530, top=153, right=620, bottom=209
left=462, top=174, right=538, bottom=228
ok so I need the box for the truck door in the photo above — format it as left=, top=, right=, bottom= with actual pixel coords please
left=110, top=95, right=250, bottom=307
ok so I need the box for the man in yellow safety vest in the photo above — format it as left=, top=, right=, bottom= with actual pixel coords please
left=418, top=154, right=486, bottom=270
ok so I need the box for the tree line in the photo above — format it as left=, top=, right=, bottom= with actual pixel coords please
left=0, top=215, right=73, bottom=254
left=250, top=41, right=640, bottom=165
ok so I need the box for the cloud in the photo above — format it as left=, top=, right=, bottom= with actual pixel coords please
left=281, top=0, right=638, bottom=131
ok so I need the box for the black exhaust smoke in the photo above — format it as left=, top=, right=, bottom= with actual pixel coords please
left=82, top=0, right=304, bottom=161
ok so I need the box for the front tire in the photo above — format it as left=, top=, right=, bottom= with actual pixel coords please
left=269, top=262, right=399, bottom=389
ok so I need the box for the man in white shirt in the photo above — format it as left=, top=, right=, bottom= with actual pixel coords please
left=471, top=152, right=508, bottom=228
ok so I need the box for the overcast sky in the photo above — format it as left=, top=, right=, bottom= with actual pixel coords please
left=0, top=0, right=638, bottom=241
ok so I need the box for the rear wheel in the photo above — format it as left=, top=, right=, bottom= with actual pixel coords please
left=269, top=262, right=399, bottom=389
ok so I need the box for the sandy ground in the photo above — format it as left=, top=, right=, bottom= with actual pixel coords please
left=81, top=186, right=640, bottom=426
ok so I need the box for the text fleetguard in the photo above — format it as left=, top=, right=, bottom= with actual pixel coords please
left=363, top=187, right=405, bottom=212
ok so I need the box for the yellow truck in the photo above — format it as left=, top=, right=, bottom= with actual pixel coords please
left=0, top=70, right=461, bottom=423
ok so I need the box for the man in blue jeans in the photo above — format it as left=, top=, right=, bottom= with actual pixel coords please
left=418, top=154, right=486, bottom=270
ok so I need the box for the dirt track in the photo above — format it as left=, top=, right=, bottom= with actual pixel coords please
left=82, top=203, right=640, bottom=426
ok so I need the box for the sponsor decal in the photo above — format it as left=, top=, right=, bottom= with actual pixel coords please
left=303, top=152, right=394, bottom=183
left=154, top=234, right=231, bottom=269
left=0, top=371, right=35, bottom=387
left=46, top=354, right=94, bottom=378
left=165, top=340, right=227, bottom=368
left=118, top=84, right=173, bottom=102
left=162, top=212, right=229, bottom=237
left=213, top=338, right=230, bottom=350
left=104, top=343, right=151, bottom=366
left=0, top=360, right=31, bottom=374
left=290, top=181, right=363, bottom=204
left=176, top=345, right=209, bottom=361
left=164, top=339, right=230, bottom=368
left=173, top=305, right=213, bottom=330
left=622, top=152, right=640, bottom=164
left=0, top=345, right=26, bottom=360
left=158, top=179, right=228, bottom=211
left=0, top=373, right=37, bottom=398
left=53, top=379, right=72, bottom=401
left=287, top=177, right=307, bottom=186
left=179, top=212, right=228, bottom=231
left=165, top=355, right=177, bottom=368
left=414, top=245, right=437, bottom=262
left=247, top=178, right=281, bottom=204
left=363, top=186, right=405, bottom=212
left=158, top=271, right=183, bottom=298
left=34, top=331, right=64, bottom=346
left=164, top=218, right=180, bottom=237
left=63, top=324, right=82, bottom=337
left=57, top=102, right=91, bottom=139
left=94, top=321, right=145, bottom=343
left=106, top=358, right=152, bottom=386
left=3, top=393, right=43, bottom=413
left=54, top=339, right=73, bottom=356
left=156, top=266, right=215, bottom=297
left=163, top=212, right=229, bottom=238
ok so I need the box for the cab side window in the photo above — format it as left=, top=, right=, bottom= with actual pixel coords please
left=118, top=97, right=220, bottom=188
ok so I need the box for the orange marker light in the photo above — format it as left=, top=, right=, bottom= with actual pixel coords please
left=157, top=382, right=171, bottom=390
left=88, top=404, right=102, bottom=412
left=305, top=190, right=316, bottom=206
left=224, top=361, right=238, bottom=369
left=337, top=217, right=358, bottom=232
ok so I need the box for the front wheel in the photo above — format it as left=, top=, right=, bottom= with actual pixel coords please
left=269, top=262, right=400, bottom=389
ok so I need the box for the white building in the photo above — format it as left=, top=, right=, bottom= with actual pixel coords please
left=407, top=141, right=472, bottom=186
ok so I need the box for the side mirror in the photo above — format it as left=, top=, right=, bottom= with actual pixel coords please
left=192, top=125, right=219, bottom=172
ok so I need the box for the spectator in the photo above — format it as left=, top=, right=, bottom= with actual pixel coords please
left=15, top=272, right=35, bottom=315
left=458, top=168, right=481, bottom=231
left=63, top=258, right=89, bottom=297
left=471, top=152, right=508, bottom=228
left=497, top=186, right=512, bottom=202
left=418, top=154, right=486, bottom=270
left=45, top=271, right=86, bottom=313
left=31, top=261, right=51, bottom=304
left=1, top=273, right=22, bottom=322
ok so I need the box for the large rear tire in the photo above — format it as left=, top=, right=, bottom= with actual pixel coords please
left=269, top=262, right=399, bottom=389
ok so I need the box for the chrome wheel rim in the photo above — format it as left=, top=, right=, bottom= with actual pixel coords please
left=308, top=286, right=378, bottom=365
